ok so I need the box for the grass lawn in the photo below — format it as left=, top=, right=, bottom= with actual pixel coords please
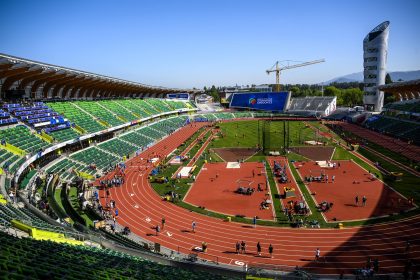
left=212, top=121, right=260, bottom=148
left=53, top=187, right=68, bottom=218
left=69, top=187, right=93, bottom=227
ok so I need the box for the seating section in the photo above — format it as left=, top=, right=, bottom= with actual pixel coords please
left=120, top=131, right=154, bottom=148
left=139, top=126, right=166, bottom=139
left=0, top=230, right=235, bottom=280
left=0, top=203, right=66, bottom=234
left=46, top=98, right=192, bottom=137
left=143, top=99, right=165, bottom=113
left=233, top=112, right=253, bottom=118
left=0, top=149, right=22, bottom=174
left=98, top=139, right=138, bottom=157
left=383, top=99, right=420, bottom=114
left=165, top=100, right=188, bottom=110
left=48, top=116, right=188, bottom=180
left=113, top=99, right=150, bottom=118
left=0, top=125, right=50, bottom=153
left=47, top=102, right=105, bottom=133
left=149, top=117, right=187, bottom=135
left=364, top=115, right=420, bottom=145
left=70, top=147, right=120, bottom=170
left=133, top=99, right=160, bottom=115
left=145, top=98, right=172, bottom=112
left=49, top=128, right=80, bottom=142
left=0, top=108, right=18, bottom=126
left=46, top=158, right=97, bottom=181
left=74, top=101, right=124, bottom=127
left=288, top=96, right=335, bottom=115
left=97, top=100, right=138, bottom=122
left=3, top=102, right=73, bottom=137
left=0, top=149, right=15, bottom=165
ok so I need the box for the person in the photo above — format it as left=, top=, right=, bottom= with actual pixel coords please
left=115, top=208, right=119, bottom=217
left=9, top=191, right=14, bottom=203
left=161, top=217, right=166, bottom=229
left=366, top=257, right=372, bottom=269
left=241, top=241, right=246, bottom=254
left=202, top=241, right=207, bottom=253
left=355, top=195, right=359, bottom=206
left=268, top=244, right=273, bottom=258
left=315, top=248, right=320, bottom=261
left=236, top=241, right=240, bottom=254
left=156, top=225, right=160, bottom=236
left=192, top=221, right=196, bottom=233
left=253, top=216, right=257, bottom=228
left=405, top=241, right=410, bottom=254
left=332, top=175, right=335, bottom=183
left=362, top=196, right=367, bottom=207
left=257, top=242, right=261, bottom=256
left=373, top=258, right=379, bottom=273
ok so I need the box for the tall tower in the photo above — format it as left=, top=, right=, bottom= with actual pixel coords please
left=363, top=21, right=390, bottom=112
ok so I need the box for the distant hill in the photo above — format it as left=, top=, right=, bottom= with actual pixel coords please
left=322, top=70, right=420, bottom=85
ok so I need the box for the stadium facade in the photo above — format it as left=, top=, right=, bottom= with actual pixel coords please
left=363, top=21, right=390, bottom=112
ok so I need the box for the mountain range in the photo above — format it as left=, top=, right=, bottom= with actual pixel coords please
left=322, top=70, right=420, bottom=85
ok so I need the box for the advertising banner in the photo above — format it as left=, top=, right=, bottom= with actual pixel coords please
left=229, top=92, right=289, bottom=111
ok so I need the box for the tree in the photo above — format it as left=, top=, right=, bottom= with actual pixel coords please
left=341, top=88, right=363, bottom=107
left=290, top=86, right=301, bottom=97
left=384, top=73, right=396, bottom=104
left=206, top=85, right=220, bottom=102
left=323, top=86, right=340, bottom=97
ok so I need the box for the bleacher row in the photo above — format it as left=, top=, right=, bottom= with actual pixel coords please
left=0, top=108, right=18, bottom=126
left=0, top=230, right=235, bottom=280
left=0, top=203, right=66, bottom=234
left=364, top=115, right=420, bottom=145
left=383, top=99, right=420, bottom=114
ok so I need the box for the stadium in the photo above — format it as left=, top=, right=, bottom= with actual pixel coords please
left=1, top=2, right=420, bottom=280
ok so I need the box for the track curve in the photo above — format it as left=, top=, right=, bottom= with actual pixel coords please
left=99, top=123, right=420, bottom=274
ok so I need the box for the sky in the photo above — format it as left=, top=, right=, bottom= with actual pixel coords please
left=1, top=0, right=419, bottom=89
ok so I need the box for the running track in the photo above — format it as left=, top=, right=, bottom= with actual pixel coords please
left=99, top=123, right=420, bottom=275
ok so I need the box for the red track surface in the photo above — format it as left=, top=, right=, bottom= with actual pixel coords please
left=98, top=123, right=420, bottom=274
left=184, top=162, right=274, bottom=220
left=294, top=161, right=413, bottom=222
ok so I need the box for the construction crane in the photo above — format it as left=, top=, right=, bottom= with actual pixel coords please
left=266, top=59, right=325, bottom=92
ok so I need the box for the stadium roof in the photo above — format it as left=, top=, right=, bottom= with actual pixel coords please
left=377, top=79, right=420, bottom=99
left=0, top=53, right=196, bottom=99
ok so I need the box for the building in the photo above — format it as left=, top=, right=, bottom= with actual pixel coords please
left=363, top=21, right=390, bottom=112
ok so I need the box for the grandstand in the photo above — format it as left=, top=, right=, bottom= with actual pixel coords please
left=364, top=115, right=420, bottom=145
left=287, top=96, right=337, bottom=117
